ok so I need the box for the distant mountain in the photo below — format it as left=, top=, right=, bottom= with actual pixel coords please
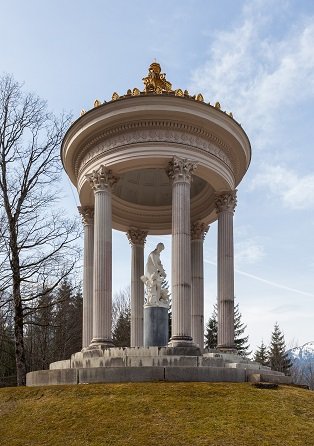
left=287, top=341, right=314, bottom=364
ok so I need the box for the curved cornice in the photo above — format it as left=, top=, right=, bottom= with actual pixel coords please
left=75, top=120, right=238, bottom=179
left=62, top=95, right=251, bottom=187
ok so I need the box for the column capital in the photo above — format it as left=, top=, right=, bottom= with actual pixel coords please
left=78, top=206, right=94, bottom=225
left=86, top=165, right=118, bottom=192
left=167, top=156, right=197, bottom=184
left=191, top=222, right=209, bottom=240
left=126, top=229, right=148, bottom=246
left=215, top=190, right=237, bottom=214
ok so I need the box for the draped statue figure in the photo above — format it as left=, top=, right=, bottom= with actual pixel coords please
left=141, top=242, right=169, bottom=307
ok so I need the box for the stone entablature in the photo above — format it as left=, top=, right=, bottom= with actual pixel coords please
left=75, top=120, right=234, bottom=177
left=62, top=95, right=251, bottom=190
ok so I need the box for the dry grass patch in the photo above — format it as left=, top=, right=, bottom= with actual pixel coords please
left=0, top=382, right=313, bottom=446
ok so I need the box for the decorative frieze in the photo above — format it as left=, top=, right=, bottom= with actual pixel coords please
left=215, top=191, right=237, bottom=214
left=191, top=222, right=209, bottom=240
left=167, top=156, right=197, bottom=184
left=126, top=229, right=148, bottom=246
left=78, top=206, right=94, bottom=225
left=86, top=165, right=118, bottom=192
left=75, top=122, right=234, bottom=176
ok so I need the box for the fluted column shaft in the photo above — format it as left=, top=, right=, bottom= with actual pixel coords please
left=191, top=222, right=209, bottom=351
left=127, top=229, right=147, bottom=347
left=78, top=206, right=94, bottom=349
left=216, top=191, right=237, bottom=350
left=87, top=165, right=117, bottom=347
left=167, top=157, right=197, bottom=346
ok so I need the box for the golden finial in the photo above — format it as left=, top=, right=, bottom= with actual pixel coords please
left=94, top=99, right=101, bottom=108
left=112, top=92, right=119, bottom=101
left=175, top=89, right=184, bottom=97
left=196, top=93, right=204, bottom=102
left=80, top=109, right=86, bottom=116
left=228, top=112, right=233, bottom=118
left=142, top=62, right=172, bottom=93
left=132, top=88, right=140, bottom=96
left=215, top=101, right=221, bottom=110
left=126, top=89, right=132, bottom=96
left=184, top=90, right=189, bottom=96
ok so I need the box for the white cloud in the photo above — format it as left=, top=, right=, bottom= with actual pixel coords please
left=235, top=239, right=265, bottom=265
left=251, top=164, right=314, bottom=209
left=189, top=1, right=314, bottom=149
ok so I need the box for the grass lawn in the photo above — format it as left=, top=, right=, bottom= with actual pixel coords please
left=0, top=382, right=313, bottom=446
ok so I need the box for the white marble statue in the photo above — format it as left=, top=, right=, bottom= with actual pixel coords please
left=141, top=242, right=169, bottom=307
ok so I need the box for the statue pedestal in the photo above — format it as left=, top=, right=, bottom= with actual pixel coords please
left=144, top=305, right=168, bottom=347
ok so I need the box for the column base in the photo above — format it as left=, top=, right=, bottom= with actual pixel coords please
left=168, top=336, right=201, bottom=356
left=169, top=335, right=192, bottom=344
left=86, top=339, right=115, bottom=350
left=217, top=345, right=237, bottom=354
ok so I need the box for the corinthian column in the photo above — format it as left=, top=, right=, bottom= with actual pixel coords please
left=126, top=228, right=148, bottom=347
left=191, top=222, right=209, bottom=351
left=215, top=191, right=237, bottom=351
left=86, top=165, right=117, bottom=347
left=167, top=156, right=197, bottom=347
left=78, top=206, right=94, bottom=349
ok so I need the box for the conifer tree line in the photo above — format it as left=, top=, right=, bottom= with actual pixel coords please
left=204, top=303, right=251, bottom=357
left=0, top=285, right=132, bottom=386
left=0, top=280, right=82, bottom=386
left=204, top=305, right=293, bottom=375
left=253, top=322, right=292, bottom=374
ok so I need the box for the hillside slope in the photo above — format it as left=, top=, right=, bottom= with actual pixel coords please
left=0, top=382, right=313, bottom=446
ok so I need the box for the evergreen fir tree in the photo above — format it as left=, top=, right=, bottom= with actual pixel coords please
left=234, top=303, right=251, bottom=357
left=0, top=312, right=16, bottom=383
left=254, top=340, right=269, bottom=366
left=204, top=302, right=251, bottom=357
left=204, top=306, right=217, bottom=349
left=268, top=322, right=292, bottom=374
left=53, top=280, right=82, bottom=360
left=112, top=307, right=131, bottom=347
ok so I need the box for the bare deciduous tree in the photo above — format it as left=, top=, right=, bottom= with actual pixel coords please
left=0, top=74, right=80, bottom=385
left=290, top=359, right=314, bottom=390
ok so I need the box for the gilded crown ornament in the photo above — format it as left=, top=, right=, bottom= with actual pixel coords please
left=78, top=62, right=235, bottom=121
left=142, top=62, right=172, bottom=93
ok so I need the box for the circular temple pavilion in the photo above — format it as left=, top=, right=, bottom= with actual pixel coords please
left=26, top=63, right=290, bottom=386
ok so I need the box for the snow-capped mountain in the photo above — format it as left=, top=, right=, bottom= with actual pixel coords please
left=287, top=341, right=314, bottom=364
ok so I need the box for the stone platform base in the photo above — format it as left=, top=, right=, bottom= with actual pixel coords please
left=26, top=347, right=292, bottom=386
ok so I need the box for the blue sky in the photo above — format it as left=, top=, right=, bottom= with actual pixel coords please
left=2, top=0, right=313, bottom=351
